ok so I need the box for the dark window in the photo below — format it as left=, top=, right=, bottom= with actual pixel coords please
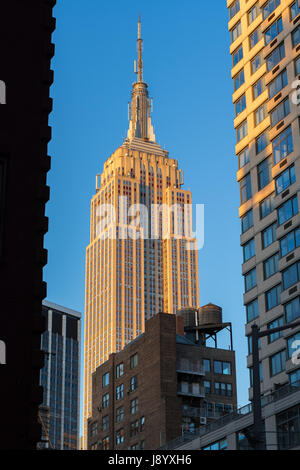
left=268, top=316, right=284, bottom=342
left=243, top=238, right=255, bottom=262
left=266, top=284, right=281, bottom=311
left=258, top=158, right=272, bottom=190
left=272, top=125, right=293, bottom=165
left=283, top=261, right=300, bottom=290
left=240, top=173, right=252, bottom=204
left=262, top=222, right=277, bottom=249
left=214, top=361, right=231, bottom=375
left=246, top=298, right=259, bottom=322
left=265, top=16, right=283, bottom=45
left=130, top=353, right=138, bottom=369
left=278, top=195, right=298, bottom=225
left=269, top=69, right=288, bottom=99
left=234, top=68, right=245, bottom=91
left=291, top=1, right=300, bottom=20
left=285, top=296, right=300, bottom=323
left=245, top=268, right=257, bottom=292
left=266, top=42, right=285, bottom=72
left=277, top=404, right=300, bottom=450
left=102, top=372, right=109, bottom=388
left=292, top=24, right=300, bottom=48
left=116, top=363, right=124, bottom=378
left=270, top=97, right=290, bottom=128
left=242, top=209, right=253, bottom=233
left=270, top=350, right=286, bottom=376
left=256, top=129, right=269, bottom=154
left=275, top=165, right=296, bottom=195
left=264, top=252, right=279, bottom=279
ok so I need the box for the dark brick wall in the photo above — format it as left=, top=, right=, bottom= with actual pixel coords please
left=0, top=0, right=55, bottom=449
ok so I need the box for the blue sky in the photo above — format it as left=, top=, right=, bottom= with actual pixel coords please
left=45, top=0, right=249, bottom=417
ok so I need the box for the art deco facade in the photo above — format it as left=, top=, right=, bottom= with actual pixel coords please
left=227, top=0, right=300, bottom=399
left=83, top=19, right=200, bottom=447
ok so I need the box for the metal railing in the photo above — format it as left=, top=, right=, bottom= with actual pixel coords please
left=176, top=359, right=205, bottom=375
left=160, top=380, right=300, bottom=450
left=177, top=383, right=205, bottom=398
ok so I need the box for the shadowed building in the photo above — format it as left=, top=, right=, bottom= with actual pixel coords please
left=0, top=0, right=55, bottom=449
left=87, top=308, right=237, bottom=450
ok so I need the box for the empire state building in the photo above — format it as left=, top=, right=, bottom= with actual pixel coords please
left=83, top=18, right=200, bottom=447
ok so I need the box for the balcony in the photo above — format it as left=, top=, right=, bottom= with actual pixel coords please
left=177, top=382, right=205, bottom=398
left=176, top=358, right=205, bottom=376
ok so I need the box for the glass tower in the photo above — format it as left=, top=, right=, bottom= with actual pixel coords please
left=39, top=301, right=81, bottom=450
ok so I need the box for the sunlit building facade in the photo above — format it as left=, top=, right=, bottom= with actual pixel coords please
left=227, top=0, right=300, bottom=401
left=83, top=19, right=200, bottom=447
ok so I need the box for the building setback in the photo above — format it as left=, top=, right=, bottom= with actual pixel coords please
left=38, top=301, right=81, bottom=450
left=0, top=0, right=55, bottom=449
left=228, top=0, right=300, bottom=401
left=87, top=309, right=237, bottom=450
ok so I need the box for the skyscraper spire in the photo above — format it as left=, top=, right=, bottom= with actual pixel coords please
left=137, top=14, right=143, bottom=83
left=127, top=16, right=155, bottom=142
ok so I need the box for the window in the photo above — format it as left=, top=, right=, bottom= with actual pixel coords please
left=233, top=45, right=243, bottom=66
left=234, top=68, right=245, bottom=91
left=204, top=380, right=211, bottom=394
left=270, top=97, right=290, bottom=128
left=203, top=439, right=227, bottom=451
left=237, top=120, right=248, bottom=142
left=90, top=421, right=98, bottom=437
left=248, top=2, right=260, bottom=24
left=235, top=94, right=246, bottom=116
left=214, top=382, right=233, bottom=397
left=245, top=268, right=257, bottom=291
left=116, top=383, right=124, bottom=400
left=251, top=50, right=264, bottom=74
left=240, top=173, right=252, bottom=204
left=268, top=316, right=284, bottom=342
left=285, top=296, right=300, bottom=323
left=231, top=21, right=242, bottom=42
left=277, top=404, right=300, bottom=450
left=238, top=147, right=250, bottom=168
left=102, top=415, right=109, bottom=431
left=130, top=375, right=138, bottom=391
left=269, top=69, right=288, bottom=99
left=102, top=393, right=109, bottom=408
left=242, top=209, right=253, bottom=233
left=289, top=369, right=300, bottom=384
left=266, top=284, right=281, bottom=311
left=266, top=42, right=285, bottom=72
left=291, top=1, right=300, bottom=20
left=116, top=428, right=124, bottom=445
left=102, top=436, right=110, bottom=450
left=243, top=238, right=255, bottom=262
left=130, top=420, right=139, bottom=437
left=273, top=125, right=293, bottom=164
left=265, top=16, right=283, bottom=45
left=116, top=363, right=124, bottom=378
left=230, top=0, right=240, bottom=19
left=270, top=350, right=286, bottom=376
left=253, top=76, right=265, bottom=99
left=131, top=398, right=138, bottom=415
left=203, top=358, right=210, bottom=372
left=246, top=298, right=259, bottom=322
left=262, top=222, right=277, bottom=249
left=278, top=195, right=298, bottom=225
left=258, top=157, right=272, bottom=190
left=102, top=372, right=109, bottom=388
left=213, top=361, right=231, bottom=375
left=263, top=0, right=280, bottom=20
left=264, top=252, right=279, bottom=279
left=256, top=129, right=269, bottom=154
left=255, top=102, right=267, bottom=126
left=296, top=55, right=300, bottom=75
left=260, top=193, right=275, bottom=218
left=275, top=165, right=296, bottom=194
left=116, top=406, right=124, bottom=423
left=130, top=353, right=138, bottom=369
left=292, top=25, right=300, bottom=48
left=248, top=336, right=261, bottom=354
left=283, top=261, right=300, bottom=290
left=140, top=440, right=145, bottom=450
left=281, top=227, right=300, bottom=257
left=250, top=27, right=262, bottom=49
left=287, top=332, right=300, bottom=359
left=140, top=416, right=145, bottom=431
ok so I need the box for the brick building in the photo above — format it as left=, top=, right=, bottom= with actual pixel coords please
left=87, top=306, right=237, bottom=450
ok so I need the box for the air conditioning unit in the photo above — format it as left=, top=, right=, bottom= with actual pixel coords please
left=200, top=417, right=207, bottom=425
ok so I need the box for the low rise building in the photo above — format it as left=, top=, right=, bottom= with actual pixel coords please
left=87, top=306, right=237, bottom=450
